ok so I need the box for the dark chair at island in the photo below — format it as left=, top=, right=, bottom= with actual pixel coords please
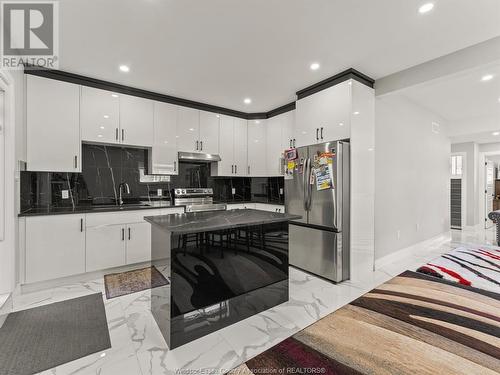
left=488, top=210, right=500, bottom=246
left=144, top=209, right=301, bottom=349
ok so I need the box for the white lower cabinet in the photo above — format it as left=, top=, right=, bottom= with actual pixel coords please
left=126, top=222, right=151, bottom=264
left=25, top=214, right=86, bottom=283
left=23, top=207, right=185, bottom=283
left=86, top=224, right=126, bottom=272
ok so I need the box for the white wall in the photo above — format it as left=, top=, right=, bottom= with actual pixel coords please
left=375, top=94, right=450, bottom=260
left=0, top=69, right=24, bottom=295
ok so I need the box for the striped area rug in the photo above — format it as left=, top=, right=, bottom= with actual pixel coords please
left=229, top=271, right=500, bottom=375
left=417, top=245, right=500, bottom=293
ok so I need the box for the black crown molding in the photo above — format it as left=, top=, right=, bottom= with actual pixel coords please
left=24, top=66, right=373, bottom=120
left=296, top=68, right=375, bottom=100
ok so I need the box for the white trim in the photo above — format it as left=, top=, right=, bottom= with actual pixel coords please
left=0, top=69, right=17, bottom=295
left=0, top=292, right=12, bottom=328
left=451, top=151, right=467, bottom=228
left=374, top=232, right=451, bottom=270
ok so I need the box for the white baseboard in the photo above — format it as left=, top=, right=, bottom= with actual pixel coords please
left=374, top=231, right=451, bottom=270
left=0, top=293, right=13, bottom=328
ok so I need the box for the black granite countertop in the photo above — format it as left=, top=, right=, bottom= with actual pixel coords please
left=144, top=209, right=301, bottom=235
left=18, top=202, right=184, bottom=217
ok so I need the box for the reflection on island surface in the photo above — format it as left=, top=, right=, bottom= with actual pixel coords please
left=151, top=221, right=289, bottom=348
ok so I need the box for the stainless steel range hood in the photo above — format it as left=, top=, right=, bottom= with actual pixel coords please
left=178, top=152, right=221, bottom=162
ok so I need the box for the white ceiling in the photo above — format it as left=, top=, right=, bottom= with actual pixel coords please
left=402, top=62, right=500, bottom=143
left=56, top=0, right=500, bottom=112
left=403, top=63, right=500, bottom=123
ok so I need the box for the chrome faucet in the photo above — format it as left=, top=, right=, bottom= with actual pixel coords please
left=118, top=182, right=130, bottom=206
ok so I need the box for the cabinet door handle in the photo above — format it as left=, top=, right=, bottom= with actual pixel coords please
left=248, top=165, right=250, bottom=174
left=80, top=218, right=83, bottom=232
left=74, top=155, right=77, bottom=169
left=320, top=127, right=323, bottom=140
left=128, top=227, right=131, bottom=240
left=231, top=165, right=234, bottom=174
left=316, top=128, right=319, bottom=141
left=289, top=139, right=292, bottom=148
left=200, top=141, right=203, bottom=151
left=122, top=228, right=125, bottom=241
left=235, top=165, right=237, bottom=174
left=174, top=161, right=177, bottom=172
left=196, top=140, right=199, bottom=150
left=115, top=128, right=118, bottom=141
left=122, top=129, right=125, bottom=141
left=293, top=139, right=296, bottom=147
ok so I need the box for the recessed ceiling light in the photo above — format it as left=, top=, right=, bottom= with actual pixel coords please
left=339, top=122, right=344, bottom=126
left=493, top=132, right=500, bottom=136
left=498, top=97, right=500, bottom=103
left=353, top=111, right=360, bottom=115
left=97, top=134, right=103, bottom=138
left=189, top=128, right=195, bottom=131
left=418, top=3, right=434, bottom=14
left=255, top=120, right=260, bottom=124
left=99, top=126, right=105, bottom=130
left=103, top=115, right=109, bottom=119
left=481, top=74, right=494, bottom=82
left=368, top=147, right=374, bottom=151
left=310, top=62, right=320, bottom=71
left=111, top=94, right=118, bottom=98
left=119, top=65, right=130, bottom=73
left=216, top=114, right=220, bottom=118
left=244, top=98, right=252, bottom=105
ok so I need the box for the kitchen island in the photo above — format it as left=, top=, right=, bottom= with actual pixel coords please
left=144, top=209, right=300, bottom=349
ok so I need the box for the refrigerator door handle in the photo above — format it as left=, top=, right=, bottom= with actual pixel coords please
left=307, top=158, right=313, bottom=210
left=302, top=158, right=309, bottom=211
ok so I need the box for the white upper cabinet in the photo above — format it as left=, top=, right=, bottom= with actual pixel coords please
left=119, top=94, right=154, bottom=146
left=177, top=106, right=200, bottom=152
left=233, top=118, right=248, bottom=176
left=211, top=116, right=247, bottom=176
left=152, top=101, right=178, bottom=174
left=199, top=111, right=220, bottom=154
left=295, top=80, right=351, bottom=147
left=81, top=86, right=120, bottom=144
left=213, top=115, right=234, bottom=176
left=247, top=120, right=267, bottom=176
left=27, top=75, right=81, bottom=172
left=266, top=116, right=284, bottom=176
left=281, top=110, right=295, bottom=150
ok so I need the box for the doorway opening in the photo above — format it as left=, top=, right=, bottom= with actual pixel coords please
left=450, top=154, right=465, bottom=230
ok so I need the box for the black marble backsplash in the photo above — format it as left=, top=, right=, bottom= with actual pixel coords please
left=21, top=144, right=284, bottom=211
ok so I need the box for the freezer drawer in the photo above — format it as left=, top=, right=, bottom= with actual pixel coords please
left=289, top=223, right=348, bottom=282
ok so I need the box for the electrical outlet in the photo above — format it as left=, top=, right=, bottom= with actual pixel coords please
left=157, top=189, right=162, bottom=197
left=62, top=190, right=69, bottom=199
left=279, top=188, right=284, bottom=195
left=397, top=230, right=401, bottom=240
left=231, top=188, right=236, bottom=195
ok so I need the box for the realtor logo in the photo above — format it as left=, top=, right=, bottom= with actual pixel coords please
left=1, top=1, right=59, bottom=69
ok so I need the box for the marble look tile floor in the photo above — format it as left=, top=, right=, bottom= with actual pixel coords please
left=9, top=227, right=495, bottom=375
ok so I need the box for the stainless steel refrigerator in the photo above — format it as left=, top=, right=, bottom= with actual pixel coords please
left=285, top=140, right=350, bottom=282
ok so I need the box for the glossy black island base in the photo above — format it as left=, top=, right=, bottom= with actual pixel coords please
left=144, top=209, right=300, bottom=349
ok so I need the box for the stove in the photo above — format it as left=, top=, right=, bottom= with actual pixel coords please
left=172, top=188, right=226, bottom=212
